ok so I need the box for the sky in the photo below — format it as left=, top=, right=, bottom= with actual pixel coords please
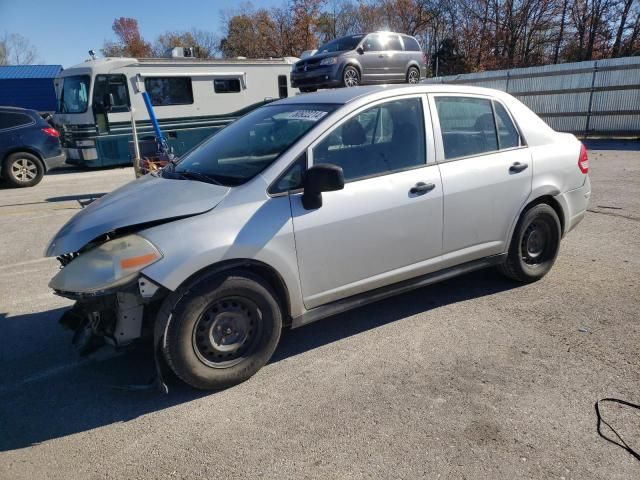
left=0, top=0, right=283, bottom=68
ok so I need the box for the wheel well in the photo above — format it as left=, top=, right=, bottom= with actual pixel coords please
left=182, top=259, right=292, bottom=325
left=524, top=195, right=565, bottom=235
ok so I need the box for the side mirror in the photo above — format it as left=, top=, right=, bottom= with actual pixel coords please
left=356, top=46, right=364, bottom=55
left=302, top=163, right=344, bottom=210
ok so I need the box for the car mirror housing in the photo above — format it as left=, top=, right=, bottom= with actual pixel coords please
left=356, top=46, right=364, bottom=55
left=302, top=163, right=345, bottom=210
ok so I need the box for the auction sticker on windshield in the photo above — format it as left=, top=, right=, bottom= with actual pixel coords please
left=284, top=110, right=329, bottom=121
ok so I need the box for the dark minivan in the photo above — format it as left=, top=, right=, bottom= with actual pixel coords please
left=0, top=106, right=65, bottom=187
left=291, top=32, right=425, bottom=92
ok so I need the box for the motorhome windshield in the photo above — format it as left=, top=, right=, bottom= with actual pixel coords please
left=58, top=75, right=90, bottom=113
left=317, top=35, right=364, bottom=54
left=172, top=103, right=339, bottom=186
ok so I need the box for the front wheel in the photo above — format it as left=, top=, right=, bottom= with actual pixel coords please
left=498, top=203, right=561, bottom=283
left=162, top=271, right=283, bottom=390
left=342, top=66, right=360, bottom=87
left=2, top=152, right=44, bottom=188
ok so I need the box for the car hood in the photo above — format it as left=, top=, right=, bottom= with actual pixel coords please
left=295, top=51, right=344, bottom=64
left=45, top=173, right=230, bottom=257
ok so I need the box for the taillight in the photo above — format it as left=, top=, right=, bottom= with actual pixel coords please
left=42, top=127, right=60, bottom=138
left=578, top=143, right=589, bottom=174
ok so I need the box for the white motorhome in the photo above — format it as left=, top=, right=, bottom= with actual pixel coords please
left=53, top=55, right=299, bottom=167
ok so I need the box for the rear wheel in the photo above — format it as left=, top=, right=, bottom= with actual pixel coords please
left=162, top=271, right=282, bottom=390
left=342, top=66, right=360, bottom=87
left=498, top=203, right=561, bottom=283
left=406, top=66, right=420, bottom=84
left=2, top=152, right=44, bottom=188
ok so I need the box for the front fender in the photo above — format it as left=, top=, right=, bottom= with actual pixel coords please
left=139, top=190, right=305, bottom=318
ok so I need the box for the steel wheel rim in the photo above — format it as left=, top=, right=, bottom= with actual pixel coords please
left=408, top=69, right=419, bottom=83
left=192, top=296, right=262, bottom=368
left=344, top=69, right=359, bottom=87
left=11, top=158, right=38, bottom=182
left=521, top=220, right=552, bottom=265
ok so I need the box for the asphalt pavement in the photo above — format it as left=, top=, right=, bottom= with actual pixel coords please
left=0, top=146, right=638, bottom=479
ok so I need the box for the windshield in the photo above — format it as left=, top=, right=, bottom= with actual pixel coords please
left=58, top=75, right=90, bottom=113
left=173, top=103, right=339, bottom=186
left=317, top=35, right=364, bottom=54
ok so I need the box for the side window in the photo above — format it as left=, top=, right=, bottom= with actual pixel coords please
left=278, top=75, right=288, bottom=99
left=0, top=112, right=33, bottom=130
left=144, top=77, right=193, bottom=106
left=214, top=78, right=242, bottom=94
left=363, top=35, right=383, bottom=52
left=312, top=97, right=426, bottom=182
left=435, top=96, right=498, bottom=159
left=402, top=36, right=421, bottom=51
left=270, top=153, right=306, bottom=194
left=385, top=35, right=403, bottom=51
left=494, top=102, right=520, bottom=149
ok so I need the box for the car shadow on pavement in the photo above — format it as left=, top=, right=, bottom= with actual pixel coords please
left=0, top=269, right=517, bottom=452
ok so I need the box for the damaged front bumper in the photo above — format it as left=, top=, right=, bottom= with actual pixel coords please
left=56, top=276, right=165, bottom=355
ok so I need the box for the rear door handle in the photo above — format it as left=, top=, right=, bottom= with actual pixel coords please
left=410, top=182, right=436, bottom=195
left=509, top=162, right=528, bottom=173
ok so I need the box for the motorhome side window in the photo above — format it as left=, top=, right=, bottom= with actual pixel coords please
left=144, top=77, right=194, bottom=106
left=214, top=78, right=242, bottom=93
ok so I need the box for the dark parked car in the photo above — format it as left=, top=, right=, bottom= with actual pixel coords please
left=0, top=106, right=65, bottom=187
left=291, top=32, right=426, bottom=92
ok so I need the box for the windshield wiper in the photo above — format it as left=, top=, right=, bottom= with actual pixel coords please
left=177, top=170, right=224, bottom=186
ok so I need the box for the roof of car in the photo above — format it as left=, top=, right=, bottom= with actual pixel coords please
left=274, top=84, right=511, bottom=106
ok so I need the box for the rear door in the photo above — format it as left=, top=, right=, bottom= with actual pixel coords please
left=429, top=94, right=532, bottom=266
left=290, top=95, right=443, bottom=308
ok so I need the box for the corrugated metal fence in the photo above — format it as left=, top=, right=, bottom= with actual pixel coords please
left=423, top=57, right=640, bottom=137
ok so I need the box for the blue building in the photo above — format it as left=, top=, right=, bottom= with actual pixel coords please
left=0, top=65, right=63, bottom=112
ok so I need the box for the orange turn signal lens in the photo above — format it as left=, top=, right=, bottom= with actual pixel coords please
left=119, top=252, right=159, bottom=270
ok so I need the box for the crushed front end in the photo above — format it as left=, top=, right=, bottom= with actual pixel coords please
left=50, top=235, right=167, bottom=356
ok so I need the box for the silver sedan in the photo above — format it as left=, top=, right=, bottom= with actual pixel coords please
left=46, top=85, right=591, bottom=390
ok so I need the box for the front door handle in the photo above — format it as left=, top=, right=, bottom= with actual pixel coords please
left=410, top=182, right=436, bottom=195
left=378, top=54, right=387, bottom=58
left=509, top=162, right=529, bottom=173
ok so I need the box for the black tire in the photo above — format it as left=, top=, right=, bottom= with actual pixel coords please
left=162, top=270, right=282, bottom=390
left=300, top=87, right=317, bottom=93
left=406, top=66, right=420, bottom=84
left=342, top=65, right=360, bottom=87
left=498, top=203, right=562, bottom=283
left=2, top=152, right=44, bottom=188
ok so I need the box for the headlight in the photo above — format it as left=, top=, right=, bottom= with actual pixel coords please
left=49, top=234, right=162, bottom=294
left=320, top=57, right=338, bottom=66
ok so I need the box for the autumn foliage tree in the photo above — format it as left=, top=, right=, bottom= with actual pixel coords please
left=102, top=17, right=152, bottom=58
left=98, top=1, right=639, bottom=74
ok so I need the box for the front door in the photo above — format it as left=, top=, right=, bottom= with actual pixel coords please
left=290, top=96, right=443, bottom=309
left=430, top=94, right=533, bottom=266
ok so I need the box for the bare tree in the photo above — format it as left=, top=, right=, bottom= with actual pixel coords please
left=612, top=0, right=636, bottom=56
left=0, top=33, right=40, bottom=65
